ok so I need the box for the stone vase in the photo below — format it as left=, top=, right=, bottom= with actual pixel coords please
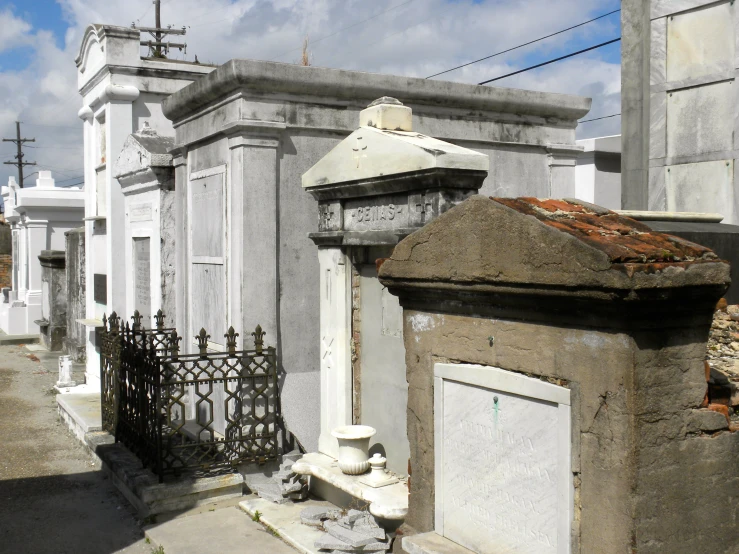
left=331, top=425, right=376, bottom=475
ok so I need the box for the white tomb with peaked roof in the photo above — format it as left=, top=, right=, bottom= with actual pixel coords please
left=293, top=98, right=489, bottom=521
left=75, top=24, right=214, bottom=389
left=114, top=123, right=176, bottom=329
left=0, top=172, right=84, bottom=335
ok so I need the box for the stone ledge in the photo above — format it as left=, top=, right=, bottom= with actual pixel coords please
left=239, top=495, right=333, bottom=554
left=402, top=532, right=474, bottom=554
left=0, top=332, right=39, bottom=345
left=57, top=392, right=102, bottom=441
left=292, top=452, right=407, bottom=521
left=57, top=391, right=244, bottom=517
left=89, top=437, right=244, bottom=517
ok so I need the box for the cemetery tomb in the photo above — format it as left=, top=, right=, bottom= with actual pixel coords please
left=379, top=196, right=738, bottom=553
left=0, top=173, right=84, bottom=336
left=114, top=124, right=177, bottom=330
left=302, top=98, right=488, bottom=479
left=162, top=58, right=589, bottom=452
left=75, top=23, right=214, bottom=389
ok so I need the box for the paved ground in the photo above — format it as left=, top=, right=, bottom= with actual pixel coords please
left=0, top=343, right=302, bottom=554
left=0, top=343, right=149, bottom=554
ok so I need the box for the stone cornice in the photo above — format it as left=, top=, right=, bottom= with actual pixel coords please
left=162, top=59, right=592, bottom=123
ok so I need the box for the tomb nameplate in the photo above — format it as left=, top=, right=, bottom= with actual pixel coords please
left=130, top=203, right=153, bottom=222
left=133, top=238, right=151, bottom=323
left=343, top=195, right=409, bottom=232
left=93, top=273, right=107, bottom=305
left=435, top=363, right=571, bottom=554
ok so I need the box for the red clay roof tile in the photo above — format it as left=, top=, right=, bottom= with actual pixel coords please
left=491, top=197, right=719, bottom=265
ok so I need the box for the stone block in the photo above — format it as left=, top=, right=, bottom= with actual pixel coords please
left=666, top=2, right=734, bottom=82
left=666, top=81, right=733, bottom=158
left=665, top=160, right=734, bottom=216
left=325, top=520, right=379, bottom=547
left=252, top=483, right=291, bottom=504
left=300, top=506, right=330, bottom=526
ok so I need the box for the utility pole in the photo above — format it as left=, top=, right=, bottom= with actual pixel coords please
left=3, top=121, right=35, bottom=188
left=133, top=0, right=187, bottom=59
left=154, top=0, right=162, bottom=56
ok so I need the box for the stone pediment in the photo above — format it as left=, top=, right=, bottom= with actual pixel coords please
left=379, top=196, right=730, bottom=299
left=302, top=125, right=489, bottom=190
left=114, top=125, right=174, bottom=189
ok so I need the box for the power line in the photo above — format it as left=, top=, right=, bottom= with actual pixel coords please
left=3, top=122, right=36, bottom=188
left=478, top=37, right=621, bottom=85
left=269, top=0, right=416, bottom=61
left=26, top=145, right=83, bottom=150
left=56, top=175, right=85, bottom=183
left=579, top=113, right=621, bottom=123
left=427, top=8, right=620, bottom=80
left=22, top=122, right=80, bottom=130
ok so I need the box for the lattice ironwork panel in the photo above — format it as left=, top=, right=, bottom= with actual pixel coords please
left=99, top=314, right=280, bottom=482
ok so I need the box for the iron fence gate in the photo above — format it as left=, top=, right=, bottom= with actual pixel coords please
left=100, top=310, right=280, bottom=481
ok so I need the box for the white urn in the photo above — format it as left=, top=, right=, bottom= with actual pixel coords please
left=331, top=425, right=376, bottom=475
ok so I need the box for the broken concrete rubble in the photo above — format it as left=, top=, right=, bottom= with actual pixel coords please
left=247, top=451, right=309, bottom=504
left=300, top=507, right=392, bottom=553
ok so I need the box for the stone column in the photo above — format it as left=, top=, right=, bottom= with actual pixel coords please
left=547, top=144, right=582, bottom=198
left=103, top=85, right=139, bottom=317
left=316, top=246, right=352, bottom=458
left=11, top=228, right=20, bottom=295
left=226, top=121, right=285, bottom=348
left=621, top=0, right=651, bottom=210
left=172, top=147, right=188, bottom=335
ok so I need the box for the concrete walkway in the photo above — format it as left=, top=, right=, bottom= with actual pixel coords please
left=0, top=342, right=302, bottom=553
left=0, top=343, right=148, bottom=554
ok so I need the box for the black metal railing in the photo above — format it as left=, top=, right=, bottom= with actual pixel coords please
left=100, top=310, right=280, bottom=481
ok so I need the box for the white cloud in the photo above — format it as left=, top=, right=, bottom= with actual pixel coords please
left=0, top=0, right=621, bottom=192
left=0, top=8, right=32, bottom=54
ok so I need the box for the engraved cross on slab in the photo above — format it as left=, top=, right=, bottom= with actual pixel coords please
left=320, top=204, right=336, bottom=230
left=352, top=136, right=368, bottom=168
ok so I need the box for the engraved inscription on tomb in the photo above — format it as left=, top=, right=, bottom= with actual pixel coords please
left=133, top=237, right=151, bottom=323
left=130, top=202, right=153, bottom=222
left=344, top=195, right=409, bottom=231
left=441, top=380, right=561, bottom=554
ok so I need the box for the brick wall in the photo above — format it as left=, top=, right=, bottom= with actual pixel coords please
left=0, top=254, right=11, bottom=289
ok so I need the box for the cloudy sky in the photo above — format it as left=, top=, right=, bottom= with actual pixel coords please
left=0, top=0, right=621, bottom=191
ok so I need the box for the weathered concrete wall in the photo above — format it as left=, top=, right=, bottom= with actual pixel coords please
left=39, top=251, right=67, bottom=351
left=396, top=308, right=737, bottom=552
left=64, top=228, right=86, bottom=362
left=0, top=220, right=10, bottom=254
left=159, top=187, right=176, bottom=328
left=0, top=254, right=10, bottom=289
left=0, top=220, right=10, bottom=289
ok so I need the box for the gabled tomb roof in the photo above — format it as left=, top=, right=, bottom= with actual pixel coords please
left=378, top=196, right=730, bottom=300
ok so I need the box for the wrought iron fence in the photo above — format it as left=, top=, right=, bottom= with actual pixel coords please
left=100, top=310, right=280, bottom=481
